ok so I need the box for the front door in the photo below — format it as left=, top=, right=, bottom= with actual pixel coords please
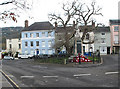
left=107, top=47, right=110, bottom=54
left=36, top=49, right=39, bottom=55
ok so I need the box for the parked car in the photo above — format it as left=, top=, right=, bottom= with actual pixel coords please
left=33, top=54, right=51, bottom=59
left=3, top=56, right=14, bottom=60
left=18, top=53, right=33, bottom=59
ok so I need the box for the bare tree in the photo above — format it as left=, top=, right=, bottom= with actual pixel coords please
left=49, top=1, right=78, bottom=55
left=48, top=0, right=102, bottom=55
left=74, top=1, right=103, bottom=55
left=0, top=0, right=33, bottom=22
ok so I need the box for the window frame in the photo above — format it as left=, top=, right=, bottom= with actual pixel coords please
left=114, top=26, right=119, bottom=32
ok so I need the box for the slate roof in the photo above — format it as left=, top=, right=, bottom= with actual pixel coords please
left=94, top=27, right=110, bottom=33
left=109, top=19, right=120, bottom=25
left=22, top=21, right=54, bottom=31
left=55, top=26, right=74, bottom=33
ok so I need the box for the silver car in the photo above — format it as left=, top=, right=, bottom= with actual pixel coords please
left=3, top=56, right=14, bottom=60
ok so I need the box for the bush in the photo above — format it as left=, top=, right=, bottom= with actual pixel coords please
left=34, top=56, right=69, bottom=64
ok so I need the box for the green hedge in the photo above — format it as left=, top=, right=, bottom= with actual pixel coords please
left=34, top=57, right=69, bottom=64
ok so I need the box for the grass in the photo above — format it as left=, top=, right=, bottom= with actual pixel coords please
left=34, top=57, right=69, bottom=64
left=87, top=56, right=100, bottom=61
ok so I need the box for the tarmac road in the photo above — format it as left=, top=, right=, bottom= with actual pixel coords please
left=1, top=55, right=119, bottom=88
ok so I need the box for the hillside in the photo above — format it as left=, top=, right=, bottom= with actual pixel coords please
left=0, top=27, right=23, bottom=50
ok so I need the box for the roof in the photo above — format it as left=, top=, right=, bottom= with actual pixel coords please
left=22, top=21, right=54, bottom=31
left=94, top=27, right=110, bottom=33
left=55, top=26, right=74, bottom=33
left=109, top=19, right=120, bottom=25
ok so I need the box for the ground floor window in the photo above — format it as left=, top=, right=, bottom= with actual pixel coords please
left=42, top=49, right=45, bottom=54
left=100, top=46, right=107, bottom=54
left=30, top=50, right=34, bottom=55
left=48, top=49, right=52, bottom=54
left=25, top=50, right=28, bottom=54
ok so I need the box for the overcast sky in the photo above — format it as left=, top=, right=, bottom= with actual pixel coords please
left=0, top=0, right=119, bottom=27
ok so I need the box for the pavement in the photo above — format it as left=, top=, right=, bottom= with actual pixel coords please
left=0, top=60, right=13, bottom=89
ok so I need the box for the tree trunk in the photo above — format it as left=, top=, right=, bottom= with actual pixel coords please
left=81, top=41, right=84, bottom=55
left=75, top=39, right=77, bottom=55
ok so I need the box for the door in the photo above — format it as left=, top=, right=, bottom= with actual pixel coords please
left=36, top=49, right=39, bottom=55
left=107, top=47, right=110, bottom=54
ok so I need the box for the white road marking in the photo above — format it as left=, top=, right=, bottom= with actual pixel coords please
left=20, top=76, right=34, bottom=78
left=43, top=76, right=58, bottom=78
left=73, top=73, right=91, bottom=77
left=105, top=72, right=119, bottom=75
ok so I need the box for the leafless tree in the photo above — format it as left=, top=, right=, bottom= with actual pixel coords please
left=0, top=0, right=33, bottom=22
left=48, top=0, right=103, bottom=55
left=49, top=0, right=78, bottom=55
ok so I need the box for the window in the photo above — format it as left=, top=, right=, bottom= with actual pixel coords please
left=25, top=50, right=28, bottom=54
left=101, top=38, right=105, bottom=43
left=48, top=49, right=52, bottom=54
left=114, top=26, right=119, bottom=31
left=100, top=46, right=106, bottom=52
left=42, top=49, right=45, bottom=54
left=31, top=41, right=33, bottom=47
left=48, top=40, right=52, bottom=47
left=48, top=32, right=51, bottom=37
left=101, top=33, right=105, bottom=35
left=36, top=41, right=39, bottom=46
left=9, top=44, right=12, bottom=49
left=114, top=35, right=118, bottom=44
left=9, top=39, right=11, bottom=42
left=18, top=38, right=21, bottom=42
left=30, top=33, right=33, bottom=38
left=36, top=33, right=39, bottom=37
left=25, top=42, right=28, bottom=47
left=42, top=32, right=45, bottom=37
left=42, top=41, right=45, bottom=47
left=25, top=33, right=28, bottom=38
left=30, top=50, right=34, bottom=55
left=18, top=44, right=21, bottom=49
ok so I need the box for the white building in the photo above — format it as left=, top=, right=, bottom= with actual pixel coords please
left=94, top=27, right=111, bottom=55
left=6, top=38, right=21, bottom=55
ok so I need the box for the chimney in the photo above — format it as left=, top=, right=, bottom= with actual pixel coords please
left=55, top=22, right=57, bottom=28
left=73, top=21, right=75, bottom=27
left=25, top=20, right=28, bottom=28
left=92, top=20, right=95, bottom=27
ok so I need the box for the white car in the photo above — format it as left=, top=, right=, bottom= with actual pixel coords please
left=18, top=53, right=33, bottom=59
left=3, top=56, right=14, bottom=60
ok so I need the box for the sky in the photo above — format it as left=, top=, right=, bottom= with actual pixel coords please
left=0, top=0, right=119, bottom=27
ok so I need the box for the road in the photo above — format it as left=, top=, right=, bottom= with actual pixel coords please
left=1, top=55, right=119, bottom=88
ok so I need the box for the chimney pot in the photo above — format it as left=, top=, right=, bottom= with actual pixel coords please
left=25, top=20, right=28, bottom=28
left=55, top=22, right=57, bottom=28
left=73, top=21, right=75, bottom=27
left=92, top=20, right=95, bottom=27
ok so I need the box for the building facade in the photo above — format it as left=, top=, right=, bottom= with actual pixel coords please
left=94, top=27, right=111, bottom=55
left=21, top=21, right=55, bottom=55
left=6, top=38, right=21, bottom=55
left=109, top=20, right=120, bottom=54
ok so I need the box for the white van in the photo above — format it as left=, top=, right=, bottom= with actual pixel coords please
left=18, top=53, right=33, bottom=59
